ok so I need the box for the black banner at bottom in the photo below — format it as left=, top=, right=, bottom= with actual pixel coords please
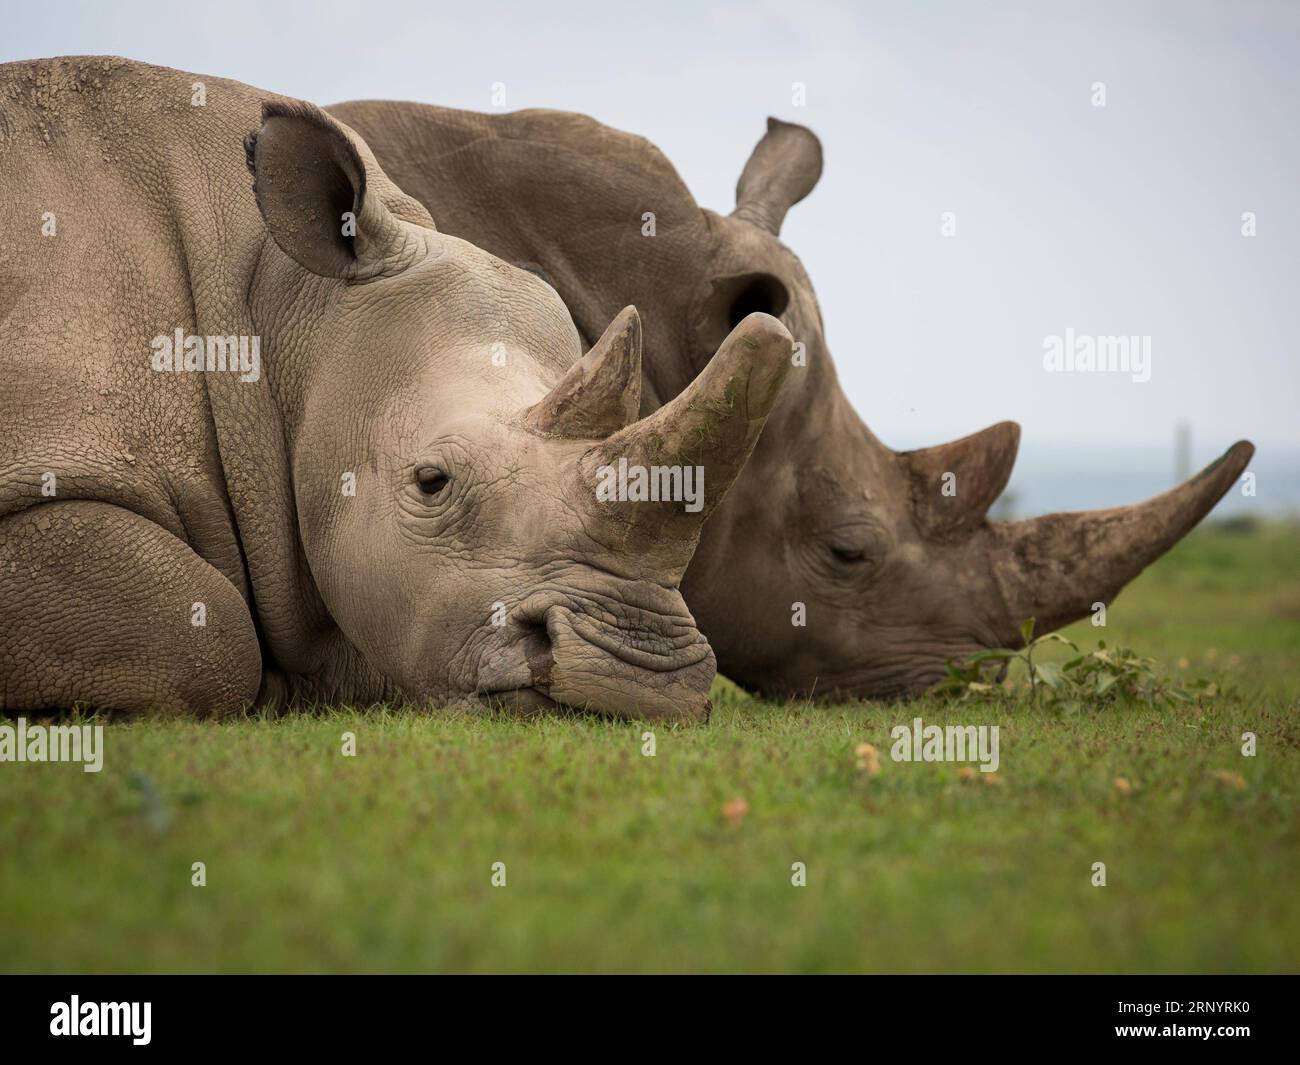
left=0, top=975, right=1291, bottom=1051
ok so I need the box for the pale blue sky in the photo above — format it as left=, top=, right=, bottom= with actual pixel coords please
left=4, top=0, right=1297, bottom=464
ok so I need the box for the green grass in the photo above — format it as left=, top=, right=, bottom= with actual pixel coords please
left=2, top=522, right=1298, bottom=973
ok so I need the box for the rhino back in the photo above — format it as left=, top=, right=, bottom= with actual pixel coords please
left=0, top=56, right=270, bottom=571
left=328, top=100, right=715, bottom=402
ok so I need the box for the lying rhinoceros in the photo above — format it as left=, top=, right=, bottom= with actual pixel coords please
left=0, top=57, right=794, bottom=721
left=330, top=100, right=1255, bottom=699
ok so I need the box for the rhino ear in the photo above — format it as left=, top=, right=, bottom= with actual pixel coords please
left=246, top=102, right=424, bottom=281
left=732, top=117, right=823, bottom=235
left=695, top=271, right=790, bottom=356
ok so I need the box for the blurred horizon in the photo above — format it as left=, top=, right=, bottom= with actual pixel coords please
left=3, top=0, right=1296, bottom=482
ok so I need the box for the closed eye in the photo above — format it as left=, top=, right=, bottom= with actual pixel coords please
left=830, top=545, right=866, bottom=564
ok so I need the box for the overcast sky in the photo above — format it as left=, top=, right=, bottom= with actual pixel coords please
left=4, top=0, right=1297, bottom=458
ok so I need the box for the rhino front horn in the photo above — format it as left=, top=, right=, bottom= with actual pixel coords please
left=985, top=440, right=1255, bottom=643
left=592, top=311, right=794, bottom=541
left=524, top=306, right=642, bottom=439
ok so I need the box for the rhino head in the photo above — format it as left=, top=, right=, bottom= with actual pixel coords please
left=245, top=104, right=793, bottom=720
left=680, top=119, right=1254, bottom=698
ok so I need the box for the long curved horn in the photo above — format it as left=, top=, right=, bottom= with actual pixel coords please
left=984, top=441, right=1255, bottom=641
left=523, top=306, right=642, bottom=439
left=903, top=421, right=1021, bottom=538
left=589, top=312, right=794, bottom=543
left=732, top=117, right=823, bottom=236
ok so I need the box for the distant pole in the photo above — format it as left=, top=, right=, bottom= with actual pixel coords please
left=991, top=490, right=1018, bottom=522
left=1175, top=420, right=1192, bottom=482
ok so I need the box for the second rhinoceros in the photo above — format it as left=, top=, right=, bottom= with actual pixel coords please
left=0, top=57, right=794, bottom=722
left=330, top=100, right=1255, bottom=699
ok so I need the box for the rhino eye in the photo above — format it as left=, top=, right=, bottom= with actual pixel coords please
left=829, top=545, right=868, bottom=565
left=824, top=530, right=881, bottom=567
left=415, top=467, right=450, bottom=497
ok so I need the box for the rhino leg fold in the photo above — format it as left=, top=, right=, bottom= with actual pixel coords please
left=0, top=502, right=261, bottom=716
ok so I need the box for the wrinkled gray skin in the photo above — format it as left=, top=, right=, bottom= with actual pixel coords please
left=0, top=58, right=794, bottom=721
left=332, top=100, right=1255, bottom=699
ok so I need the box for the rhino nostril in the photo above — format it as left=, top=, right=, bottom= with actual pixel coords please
left=517, top=618, right=554, bottom=687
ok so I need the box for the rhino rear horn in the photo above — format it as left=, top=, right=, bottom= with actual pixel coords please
left=731, top=117, right=823, bottom=235
left=986, top=441, right=1255, bottom=643
left=523, top=307, right=642, bottom=439
left=594, top=311, right=794, bottom=541
left=903, top=421, right=1021, bottom=538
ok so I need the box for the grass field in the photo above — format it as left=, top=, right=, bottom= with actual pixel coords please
left=2, top=521, right=1297, bottom=973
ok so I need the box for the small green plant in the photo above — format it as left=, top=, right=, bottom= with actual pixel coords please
left=935, top=618, right=1219, bottom=709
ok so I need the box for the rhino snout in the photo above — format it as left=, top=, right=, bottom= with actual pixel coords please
left=473, top=585, right=715, bottom=723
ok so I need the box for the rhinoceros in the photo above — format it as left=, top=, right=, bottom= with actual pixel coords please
left=0, top=57, right=794, bottom=722
left=329, top=100, right=1255, bottom=699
